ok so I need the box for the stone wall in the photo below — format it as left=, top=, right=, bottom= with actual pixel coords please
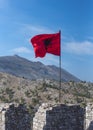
left=33, top=103, right=85, bottom=130
left=0, top=103, right=32, bottom=130
left=0, top=103, right=93, bottom=130
left=0, top=103, right=9, bottom=130
left=85, top=103, right=93, bottom=130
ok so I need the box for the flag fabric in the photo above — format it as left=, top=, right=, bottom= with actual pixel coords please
left=30, top=32, right=60, bottom=58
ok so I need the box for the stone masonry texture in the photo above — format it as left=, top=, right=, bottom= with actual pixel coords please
left=85, top=103, right=93, bottom=130
left=0, top=103, right=32, bottom=130
left=33, top=103, right=85, bottom=130
left=0, top=103, right=93, bottom=130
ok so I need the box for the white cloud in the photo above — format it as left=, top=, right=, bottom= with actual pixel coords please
left=31, top=54, right=59, bottom=66
left=24, top=24, right=53, bottom=34
left=17, top=23, right=57, bottom=45
left=63, top=41, right=93, bottom=55
left=19, top=23, right=54, bottom=39
left=11, top=47, right=32, bottom=54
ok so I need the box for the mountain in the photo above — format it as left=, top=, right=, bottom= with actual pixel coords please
left=0, top=55, right=80, bottom=82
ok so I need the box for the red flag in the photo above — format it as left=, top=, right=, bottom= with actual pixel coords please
left=30, top=32, right=60, bottom=58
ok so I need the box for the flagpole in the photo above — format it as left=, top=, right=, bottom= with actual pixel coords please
left=59, top=30, right=61, bottom=103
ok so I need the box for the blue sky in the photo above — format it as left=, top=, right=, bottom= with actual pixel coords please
left=0, top=0, right=93, bottom=82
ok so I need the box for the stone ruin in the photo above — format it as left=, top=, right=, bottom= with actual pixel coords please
left=33, top=103, right=85, bottom=130
left=0, top=103, right=31, bottom=130
left=0, top=103, right=92, bottom=130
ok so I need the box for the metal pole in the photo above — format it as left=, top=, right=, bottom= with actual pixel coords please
left=59, top=30, right=61, bottom=103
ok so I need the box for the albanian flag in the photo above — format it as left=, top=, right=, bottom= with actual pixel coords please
left=30, top=32, right=60, bottom=58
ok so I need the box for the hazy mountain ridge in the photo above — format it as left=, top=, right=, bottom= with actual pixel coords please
left=0, top=55, right=80, bottom=82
